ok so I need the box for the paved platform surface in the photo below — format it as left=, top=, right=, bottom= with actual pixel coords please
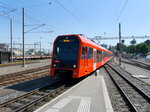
left=0, top=59, right=50, bottom=76
left=35, top=70, right=113, bottom=112
left=114, top=58, right=150, bottom=85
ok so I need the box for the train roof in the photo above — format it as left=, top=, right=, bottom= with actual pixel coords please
left=56, top=34, right=112, bottom=53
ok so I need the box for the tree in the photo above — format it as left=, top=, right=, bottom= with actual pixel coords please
left=108, top=45, right=115, bottom=52
left=145, top=40, right=150, bottom=52
left=126, top=45, right=136, bottom=54
left=135, top=43, right=142, bottom=54
left=145, top=39, right=150, bottom=47
left=139, top=43, right=149, bottom=55
left=121, top=44, right=127, bottom=52
left=130, top=38, right=136, bottom=45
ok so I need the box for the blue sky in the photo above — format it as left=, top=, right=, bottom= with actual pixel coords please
left=0, top=0, right=150, bottom=49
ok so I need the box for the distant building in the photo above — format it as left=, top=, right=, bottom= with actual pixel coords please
left=0, top=43, right=9, bottom=51
left=0, top=51, right=11, bottom=64
left=25, top=49, right=35, bottom=55
left=13, top=48, right=22, bottom=56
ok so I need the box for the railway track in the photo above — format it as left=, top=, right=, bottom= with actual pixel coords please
left=0, top=65, right=50, bottom=87
left=0, top=79, right=63, bottom=112
left=104, top=63, right=150, bottom=112
left=120, top=58, right=150, bottom=70
left=0, top=78, right=81, bottom=112
left=129, top=59, right=150, bottom=68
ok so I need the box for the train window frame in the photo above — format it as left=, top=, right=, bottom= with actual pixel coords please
left=85, top=46, right=88, bottom=59
left=94, top=50, right=97, bottom=63
left=91, top=48, right=93, bottom=59
left=81, top=46, right=85, bottom=59
left=88, top=47, right=93, bottom=59
left=97, top=50, right=102, bottom=62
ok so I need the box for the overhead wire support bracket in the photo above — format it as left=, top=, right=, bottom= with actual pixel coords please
left=25, top=24, right=46, bottom=26
left=25, top=24, right=45, bottom=33
left=0, top=9, right=17, bottom=16
left=27, top=31, right=54, bottom=33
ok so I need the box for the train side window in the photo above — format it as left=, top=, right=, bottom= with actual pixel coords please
left=99, top=51, right=102, bottom=61
left=88, top=47, right=93, bottom=59
left=87, top=47, right=90, bottom=59
left=103, top=52, right=106, bottom=58
left=97, top=50, right=101, bottom=62
left=94, top=50, right=97, bottom=62
left=85, top=47, right=88, bottom=59
left=81, top=47, right=85, bottom=59
left=90, top=48, right=93, bottom=58
left=96, top=50, right=98, bottom=62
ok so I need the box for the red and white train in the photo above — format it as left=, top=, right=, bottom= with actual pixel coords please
left=50, top=34, right=113, bottom=78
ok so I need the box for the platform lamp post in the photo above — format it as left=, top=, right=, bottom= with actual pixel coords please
left=119, top=23, right=122, bottom=66
left=40, top=37, right=42, bottom=57
left=22, top=8, right=26, bottom=67
left=10, top=18, right=13, bottom=62
left=22, top=7, right=48, bottom=67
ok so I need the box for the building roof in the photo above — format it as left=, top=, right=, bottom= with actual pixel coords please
left=0, top=50, right=11, bottom=53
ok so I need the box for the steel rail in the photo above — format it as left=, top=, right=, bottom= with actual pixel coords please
left=0, top=70, right=49, bottom=87
left=0, top=78, right=64, bottom=111
left=14, top=82, right=65, bottom=112
left=0, top=65, right=50, bottom=87
left=0, top=65, right=49, bottom=79
left=117, top=58, right=150, bottom=70
left=108, top=63, right=150, bottom=99
left=105, top=64, right=150, bottom=112
left=129, top=59, right=150, bottom=68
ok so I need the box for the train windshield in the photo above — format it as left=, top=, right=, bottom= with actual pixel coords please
left=53, top=36, right=79, bottom=68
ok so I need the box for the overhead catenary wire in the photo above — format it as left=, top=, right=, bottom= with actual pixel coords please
left=55, top=0, right=95, bottom=34
left=0, top=1, right=56, bottom=33
left=16, top=0, right=67, bottom=32
left=110, top=0, right=129, bottom=34
left=115, top=0, right=129, bottom=25
left=68, top=0, right=97, bottom=34
left=114, top=0, right=124, bottom=19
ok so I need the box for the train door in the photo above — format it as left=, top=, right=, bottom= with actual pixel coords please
left=81, top=46, right=88, bottom=67
left=102, top=51, right=104, bottom=65
left=85, top=47, right=88, bottom=67
left=93, top=49, right=97, bottom=70
left=81, top=46, right=88, bottom=75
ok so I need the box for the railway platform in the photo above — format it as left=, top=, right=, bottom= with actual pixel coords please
left=35, top=69, right=113, bottom=112
left=0, top=59, right=50, bottom=76
left=114, top=58, right=150, bottom=85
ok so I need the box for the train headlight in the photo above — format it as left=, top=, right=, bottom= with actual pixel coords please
left=73, top=65, right=76, bottom=68
left=53, top=64, right=56, bottom=67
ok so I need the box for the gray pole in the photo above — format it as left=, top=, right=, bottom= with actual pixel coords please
left=40, top=37, right=42, bottom=57
left=22, top=8, right=26, bottom=67
left=10, top=19, right=13, bottom=62
left=119, top=23, right=121, bottom=66
left=34, top=43, right=36, bottom=55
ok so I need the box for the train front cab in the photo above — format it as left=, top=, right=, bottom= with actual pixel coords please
left=50, top=35, right=80, bottom=79
left=50, top=34, right=113, bottom=79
